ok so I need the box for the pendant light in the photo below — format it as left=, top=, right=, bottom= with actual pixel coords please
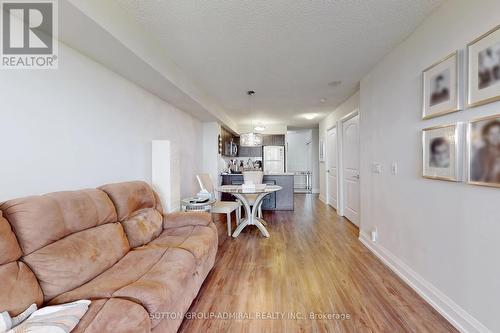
left=240, top=91, right=263, bottom=147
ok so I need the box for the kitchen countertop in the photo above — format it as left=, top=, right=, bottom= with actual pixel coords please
left=221, top=172, right=294, bottom=176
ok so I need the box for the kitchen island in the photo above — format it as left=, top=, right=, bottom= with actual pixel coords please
left=220, top=173, right=294, bottom=211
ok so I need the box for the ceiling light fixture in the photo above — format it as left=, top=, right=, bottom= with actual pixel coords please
left=254, top=125, right=266, bottom=132
left=240, top=91, right=263, bottom=147
left=320, top=98, right=327, bottom=103
left=303, top=113, right=318, bottom=120
left=328, top=80, right=342, bottom=88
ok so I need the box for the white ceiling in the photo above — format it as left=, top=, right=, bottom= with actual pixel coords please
left=114, top=0, right=443, bottom=127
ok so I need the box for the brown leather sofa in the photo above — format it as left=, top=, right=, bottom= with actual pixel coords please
left=0, top=181, right=218, bottom=332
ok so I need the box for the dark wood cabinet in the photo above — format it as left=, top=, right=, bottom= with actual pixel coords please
left=221, top=127, right=238, bottom=157
left=262, top=134, right=285, bottom=146
left=238, top=146, right=262, bottom=157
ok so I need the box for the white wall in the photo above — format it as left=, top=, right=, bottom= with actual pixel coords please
left=311, top=128, right=320, bottom=193
left=359, top=0, right=500, bottom=332
left=0, top=42, right=202, bottom=202
left=202, top=122, right=224, bottom=193
left=318, top=92, right=360, bottom=201
left=287, top=130, right=312, bottom=171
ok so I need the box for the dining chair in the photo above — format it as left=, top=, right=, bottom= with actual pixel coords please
left=196, top=174, right=241, bottom=236
left=243, top=170, right=264, bottom=218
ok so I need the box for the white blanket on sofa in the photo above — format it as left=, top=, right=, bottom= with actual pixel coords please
left=1, top=300, right=90, bottom=333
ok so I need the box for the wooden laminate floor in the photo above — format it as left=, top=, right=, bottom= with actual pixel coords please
left=178, top=194, right=457, bottom=333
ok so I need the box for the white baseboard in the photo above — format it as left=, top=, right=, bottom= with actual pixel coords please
left=358, top=231, right=491, bottom=333
left=312, top=188, right=320, bottom=194
left=318, top=194, right=327, bottom=204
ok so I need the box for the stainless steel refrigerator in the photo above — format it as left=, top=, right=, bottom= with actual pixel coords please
left=263, top=146, right=285, bottom=173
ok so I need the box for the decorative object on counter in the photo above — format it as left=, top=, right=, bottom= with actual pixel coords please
left=196, top=174, right=241, bottom=236
left=467, top=114, right=500, bottom=188
left=467, top=24, right=500, bottom=107
left=240, top=91, right=264, bottom=147
left=422, top=123, right=464, bottom=182
left=216, top=184, right=282, bottom=238
left=196, top=189, right=212, bottom=200
left=422, top=51, right=461, bottom=119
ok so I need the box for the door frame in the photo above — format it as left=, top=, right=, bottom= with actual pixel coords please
left=325, top=125, right=338, bottom=210
left=338, top=109, right=360, bottom=222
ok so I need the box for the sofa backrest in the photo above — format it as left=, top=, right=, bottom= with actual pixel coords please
left=0, top=181, right=164, bottom=313
left=0, top=189, right=130, bottom=302
left=99, top=181, right=164, bottom=248
left=0, top=211, right=44, bottom=316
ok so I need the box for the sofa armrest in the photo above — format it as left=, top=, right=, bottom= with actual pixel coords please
left=163, top=211, right=212, bottom=229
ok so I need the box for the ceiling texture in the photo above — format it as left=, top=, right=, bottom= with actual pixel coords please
left=114, top=0, right=444, bottom=128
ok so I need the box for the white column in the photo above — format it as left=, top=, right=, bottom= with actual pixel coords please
left=152, top=140, right=180, bottom=212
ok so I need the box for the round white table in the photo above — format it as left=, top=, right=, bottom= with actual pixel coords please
left=216, top=185, right=282, bottom=238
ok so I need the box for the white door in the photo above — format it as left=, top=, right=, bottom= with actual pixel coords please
left=326, top=127, right=338, bottom=209
left=342, top=114, right=360, bottom=226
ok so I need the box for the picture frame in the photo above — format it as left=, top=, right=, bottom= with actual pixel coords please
left=319, top=139, right=325, bottom=162
left=467, top=24, right=500, bottom=107
left=422, top=123, right=463, bottom=182
left=467, top=114, right=500, bottom=188
left=422, top=51, right=461, bottom=119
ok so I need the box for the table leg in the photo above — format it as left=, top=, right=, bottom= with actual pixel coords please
left=231, top=192, right=270, bottom=238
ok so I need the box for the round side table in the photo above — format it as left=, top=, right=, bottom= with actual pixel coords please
left=181, top=197, right=216, bottom=212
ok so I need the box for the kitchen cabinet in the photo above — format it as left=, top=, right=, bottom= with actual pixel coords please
left=238, top=146, right=262, bottom=157
left=221, top=127, right=238, bottom=157
left=263, top=134, right=285, bottom=146
left=220, top=174, right=294, bottom=211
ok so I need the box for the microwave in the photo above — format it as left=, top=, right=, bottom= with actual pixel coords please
left=224, top=140, right=238, bottom=157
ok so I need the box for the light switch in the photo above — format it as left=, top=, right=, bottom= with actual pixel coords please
left=371, top=163, right=382, bottom=174
left=391, top=163, right=398, bottom=175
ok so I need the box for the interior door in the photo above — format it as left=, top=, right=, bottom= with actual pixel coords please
left=326, top=127, right=337, bottom=209
left=342, top=114, right=360, bottom=226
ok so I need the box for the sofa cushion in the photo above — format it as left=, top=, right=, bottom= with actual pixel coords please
left=100, top=181, right=164, bottom=248
left=0, top=211, right=44, bottom=318
left=0, top=261, right=43, bottom=316
left=122, top=208, right=163, bottom=248
left=99, top=181, right=156, bottom=221
left=163, top=211, right=212, bottom=229
left=49, top=247, right=197, bottom=328
left=73, top=299, right=151, bottom=333
left=148, top=224, right=218, bottom=266
left=0, top=211, right=22, bottom=264
left=23, top=223, right=129, bottom=301
left=0, top=189, right=117, bottom=254
left=49, top=246, right=169, bottom=304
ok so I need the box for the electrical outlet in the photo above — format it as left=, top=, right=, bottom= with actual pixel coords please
left=371, top=228, right=378, bottom=242
left=391, top=162, right=398, bottom=175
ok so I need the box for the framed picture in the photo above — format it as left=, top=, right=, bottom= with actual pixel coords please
left=422, top=51, right=461, bottom=119
left=468, top=114, right=500, bottom=187
left=467, top=24, right=500, bottom=107
left=319, top=139, right=325, bottom=162
left=422, top=124, right=463, bottom=181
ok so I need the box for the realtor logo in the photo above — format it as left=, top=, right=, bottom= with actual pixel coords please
left=1, top=0, right=58, bottom=69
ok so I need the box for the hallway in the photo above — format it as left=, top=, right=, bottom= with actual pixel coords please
left=179, top=195, right=457, bottom=332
